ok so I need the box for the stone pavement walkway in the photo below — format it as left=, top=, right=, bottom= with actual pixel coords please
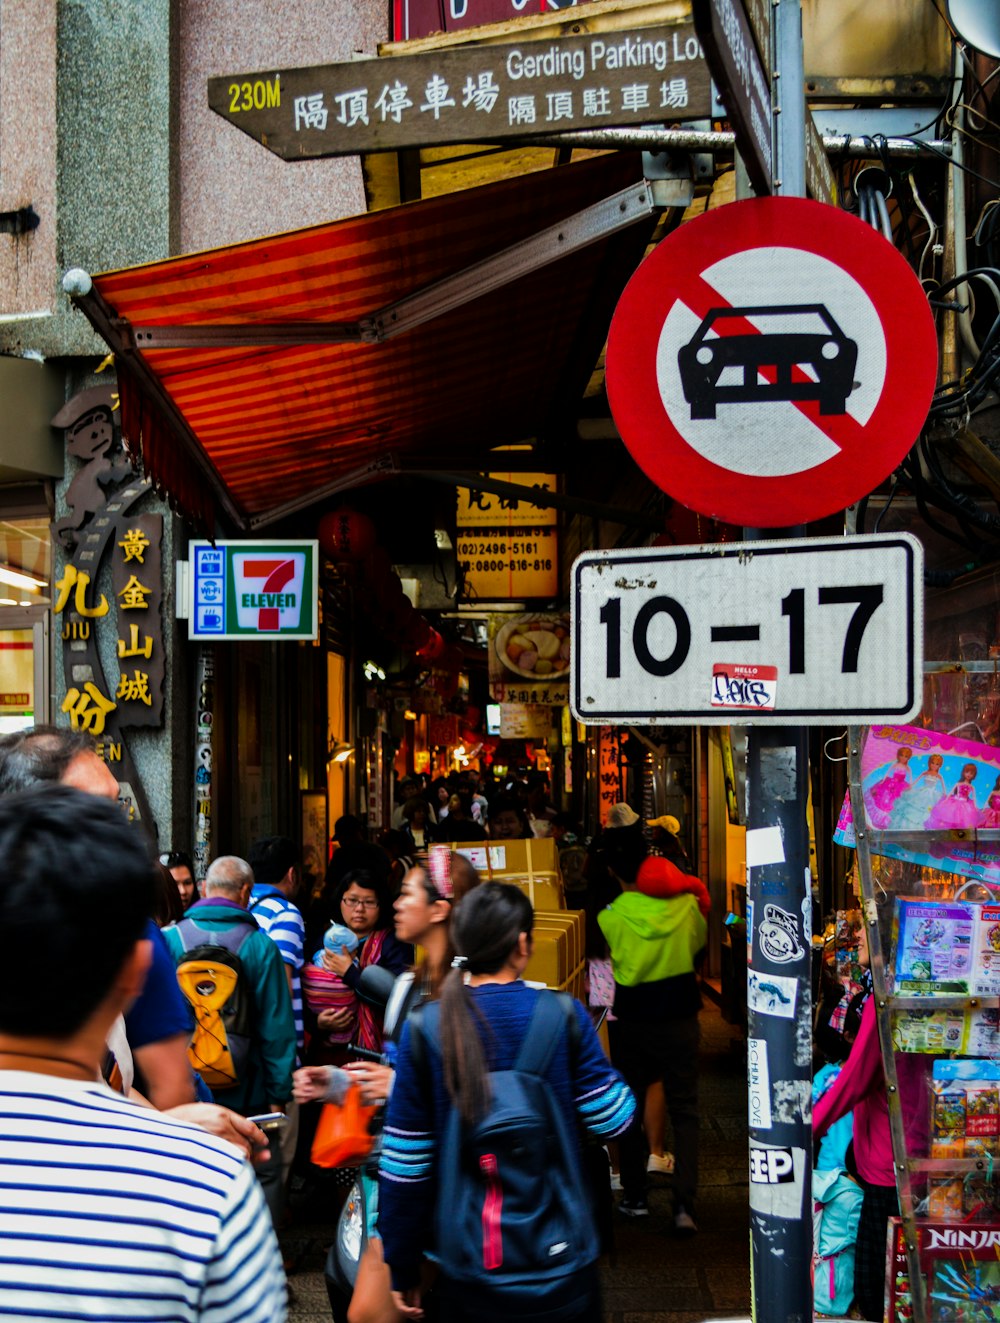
left=281, top=993, right=750, bottom=1322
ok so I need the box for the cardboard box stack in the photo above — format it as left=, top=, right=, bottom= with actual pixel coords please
left=454, top=838, right=585, bottom=998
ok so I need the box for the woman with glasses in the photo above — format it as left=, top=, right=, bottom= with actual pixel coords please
left=310, top=869, right=412, bottom=1058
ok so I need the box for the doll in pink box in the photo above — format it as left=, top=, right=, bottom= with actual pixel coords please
left=865, top=745, right=913, bottom=829
left=980, top=775, right=1000, bottom=828
left=925, top=762, right=980, bottom=830
left=890, top=753, right=947, bottom=830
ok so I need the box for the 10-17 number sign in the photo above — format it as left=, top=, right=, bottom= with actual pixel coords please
left=571, top=534, right=923, bottom=725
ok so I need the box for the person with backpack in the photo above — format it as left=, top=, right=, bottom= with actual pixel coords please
left=163, top=853, right=296, bottom=1224
left=294, top=845, right=482, bottom=1323
left=598, top=843, right=707, bottom=1233
left=378, top=882, right=636, bottom=1323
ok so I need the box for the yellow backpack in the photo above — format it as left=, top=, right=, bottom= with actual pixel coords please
left=174, top=918, right=255, bottom=1089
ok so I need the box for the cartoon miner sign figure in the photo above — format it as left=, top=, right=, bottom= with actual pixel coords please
left=758, top=905, right=804, bottom=964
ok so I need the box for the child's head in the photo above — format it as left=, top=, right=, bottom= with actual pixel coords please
left=323, top=921, right=359, bottom=956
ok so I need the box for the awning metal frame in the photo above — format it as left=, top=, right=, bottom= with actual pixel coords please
left=66, top=180, right=656, bottom=529
left=86, top=182, right=655, bottom=353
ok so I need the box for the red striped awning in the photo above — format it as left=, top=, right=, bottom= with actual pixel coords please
left=71, top=153, right=654, bottom=531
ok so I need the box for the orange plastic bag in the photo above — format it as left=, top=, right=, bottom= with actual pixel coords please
left=311, top=1083, right=376, bottom=1168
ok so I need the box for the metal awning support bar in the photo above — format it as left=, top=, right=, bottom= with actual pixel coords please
left=515, top=128, right=952, bottom=159
left=98, top=182, right=657, bottom=351
left=370, top=181, right=655, bottom=341
left=245, top=463, right=663, bottom=531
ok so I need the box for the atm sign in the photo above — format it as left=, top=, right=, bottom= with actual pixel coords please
left=189, top=540, right=318, bottom=640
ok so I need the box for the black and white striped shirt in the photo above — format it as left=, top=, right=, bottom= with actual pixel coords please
left=0, top=1072, right=286, bottom=1321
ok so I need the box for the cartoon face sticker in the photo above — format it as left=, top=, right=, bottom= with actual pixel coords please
left=757, top=905, right=805, bottom=964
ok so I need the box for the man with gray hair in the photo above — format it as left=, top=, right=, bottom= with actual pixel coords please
left=164, top=853, right=296, bottom=1223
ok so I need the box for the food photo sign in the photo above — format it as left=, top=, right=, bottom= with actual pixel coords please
left=834, top=724, right=1000, bottom=888
left=488, top=611, right=570, bottom=705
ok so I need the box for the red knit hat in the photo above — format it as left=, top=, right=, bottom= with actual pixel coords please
left=636, top=855, right=688, bottom=898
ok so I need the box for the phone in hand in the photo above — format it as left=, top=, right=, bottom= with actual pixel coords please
left=348, top=1045, right=388, bottom=1063
left=246, top=1112, right=289, bottom=1134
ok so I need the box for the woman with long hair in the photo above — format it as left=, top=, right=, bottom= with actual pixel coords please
left=294, top=847, right=482, bottom=1323
left=379, top=883, right=636, bottom=1323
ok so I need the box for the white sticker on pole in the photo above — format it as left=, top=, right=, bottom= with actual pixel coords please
left=749, top=1141, right=807, bottom=1219
left=748, top=969, right=797, bottom=1019
left=746, top=826, right=785, bottom=868
left=748, top=1038, right=772, bottom=1129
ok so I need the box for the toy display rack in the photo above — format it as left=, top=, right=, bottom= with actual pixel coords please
left=847, top=725, right=1000, bottom=1323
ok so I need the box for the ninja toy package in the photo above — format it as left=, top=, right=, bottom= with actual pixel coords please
left=886, top=1219, right=1000, bottom=1323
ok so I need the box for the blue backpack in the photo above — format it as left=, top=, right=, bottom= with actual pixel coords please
left=409, top=991, right=595, bottom=1322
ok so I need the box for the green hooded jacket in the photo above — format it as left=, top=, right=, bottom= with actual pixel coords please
left=598, top=890, right=707, bottom=1019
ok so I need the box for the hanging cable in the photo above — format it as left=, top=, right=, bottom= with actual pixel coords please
left=908, top=171, right=941, bottom=284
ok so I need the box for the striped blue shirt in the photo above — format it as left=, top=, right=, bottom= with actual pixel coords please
left=250, top=887, right=305, bottom=1050
left=0, top=1072, right=286, bottom=1321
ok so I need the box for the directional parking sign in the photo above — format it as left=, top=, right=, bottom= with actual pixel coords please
left=571, top=534, right=923, bottom=725
left=606, top=197, right=938, bottom=527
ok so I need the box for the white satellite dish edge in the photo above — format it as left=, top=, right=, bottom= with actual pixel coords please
left=947, top=0, right=1000, bottom=59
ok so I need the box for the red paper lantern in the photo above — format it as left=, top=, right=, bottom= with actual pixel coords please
left=319, top=507, right=376, bottom=561
left=416, top=629, right=445, bottom=662
left=403, top=615, right=433, bottom=650
left=382, top=584, right=411, bottom=619
left=438, top=643, right=464, bottom=671
left=383, top=598, right=416, bottom=642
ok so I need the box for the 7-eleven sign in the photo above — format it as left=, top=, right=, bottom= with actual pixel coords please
left=188, top=541, right=318, bottom=640
left=233, top=553, right=307, bottom=632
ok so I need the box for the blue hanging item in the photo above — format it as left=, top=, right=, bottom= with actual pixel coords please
left=812, top=1167, right=864, bottom=1317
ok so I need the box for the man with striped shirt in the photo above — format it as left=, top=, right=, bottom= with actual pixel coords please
left=248, top=835, right=306, bottom=1206
left=0, top=786, right=286, bottom=1322
left=248, top=836, right=306, bottom=1053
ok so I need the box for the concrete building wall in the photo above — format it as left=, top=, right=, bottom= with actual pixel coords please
left=178, top=0, right=386, bottom=250
left=0, top=0, right=391, bottom=849
left=0, top=0, right=388, bottom=360
left=0, top=0, right=57, bottom=320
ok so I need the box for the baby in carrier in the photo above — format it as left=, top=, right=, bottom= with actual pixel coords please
left=303, top=923, right=360, bottom=1045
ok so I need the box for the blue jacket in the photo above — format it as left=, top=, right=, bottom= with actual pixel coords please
left=163, top=899, right=296, bottom=1114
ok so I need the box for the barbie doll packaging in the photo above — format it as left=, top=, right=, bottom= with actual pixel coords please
left=833, top=724, right=1000, bottom=888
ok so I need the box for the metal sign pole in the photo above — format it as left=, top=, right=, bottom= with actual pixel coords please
left=746, top=7, right=811, bottom=1321
left=746, top=719, right=813, bottom=1323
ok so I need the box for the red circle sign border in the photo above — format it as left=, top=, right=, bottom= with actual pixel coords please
left=606, top=196, right=939, bottom=527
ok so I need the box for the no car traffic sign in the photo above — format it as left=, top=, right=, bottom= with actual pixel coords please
left=571, top=533, right=923, bottom=725
left=606, top=197, right=939, bottom=527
